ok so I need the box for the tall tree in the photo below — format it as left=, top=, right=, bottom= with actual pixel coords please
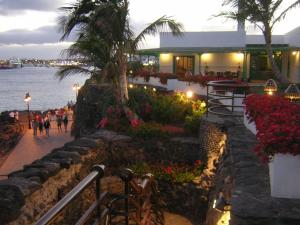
left=59, top=0, right=183, bottom=103
left=219, top=0, right=300, bottom=83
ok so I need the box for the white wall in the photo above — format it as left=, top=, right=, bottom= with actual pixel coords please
left=160, top=31, right=245, bottom=48
left=200, top=53, right=244, bottom=74
left=159, top=53, right=173, bottom=73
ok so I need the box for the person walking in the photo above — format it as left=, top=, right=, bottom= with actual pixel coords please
left=32, top=118, right=38, bottom=136
left=57, top=115, right=62, bottom=132
left=44, top=116, right=51, bottom=136
left=38, top=116, right=44, bottom=135
left=63, top=113, right=69, bottom=133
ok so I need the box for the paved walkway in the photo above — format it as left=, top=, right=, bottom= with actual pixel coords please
left=0, top=121, right=73, bottom=179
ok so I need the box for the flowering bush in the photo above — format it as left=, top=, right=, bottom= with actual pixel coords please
left=131, top=160, right=205, bottom=184
left=127, top=122, right=168, bottom=139
left=245, top=94, right=300, bottom=162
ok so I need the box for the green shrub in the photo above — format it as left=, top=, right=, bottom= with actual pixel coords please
left=151, top=95, right=189, bottom=123
left=184, top=100, right=206, bottom=133
left=130, top=160, right=205, bottom=184
left=127, top=122, right=168, bottom=139
left=128, top=88, right=153, bottom=121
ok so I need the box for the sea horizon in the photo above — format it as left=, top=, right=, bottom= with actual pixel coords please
left=0, top=67, right=89, bottom=112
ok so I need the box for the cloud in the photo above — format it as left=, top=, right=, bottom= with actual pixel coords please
left=0, top=0, right=72, bottom=15
left=0, top=25, right=76, bottom=45
left=0, top=42, right=72, bottom=59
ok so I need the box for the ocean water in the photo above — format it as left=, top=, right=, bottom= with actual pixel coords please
left=0, top=67, right=89, bottom=112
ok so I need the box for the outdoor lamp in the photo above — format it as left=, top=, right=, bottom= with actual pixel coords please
left=186, top=90, right=194, bottom=98
left=73, top=83, right=80, bottom=100
left=152, top=87, right=156, bottom=92
left=264, top=79, right=277, bottom=95
left=24, top=92, right=31, bottom=129
left=129, top=84, right=134, bottom=89
left=284, top=84, right=300, bottom=102
left=24, top=92, right=31, bottom=102
left=144, top=86, right=147, bottom=90
left=213, top=193, right=230, bottom=212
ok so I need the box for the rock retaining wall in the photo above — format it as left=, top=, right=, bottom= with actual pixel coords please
left=0, top=120, right=227, bottom=225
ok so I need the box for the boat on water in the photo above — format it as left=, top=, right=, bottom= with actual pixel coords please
left=0, top=58, right=22, bottom=69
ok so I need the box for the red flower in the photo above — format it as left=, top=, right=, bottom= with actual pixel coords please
left=164, top=166, right=172, bottom=174
left=99, top=117, right=108, bottom=128
left=245, top=94, right=300, bottom=163
left=130, top=118, right=140, bottom=128
left=194, top=160, right=202, bottom=166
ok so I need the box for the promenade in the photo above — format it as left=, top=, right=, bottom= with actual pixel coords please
left=0, top=120, right=73, bottom=179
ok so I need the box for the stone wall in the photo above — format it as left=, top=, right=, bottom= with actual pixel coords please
left=0, top=119, right=227, bottom=225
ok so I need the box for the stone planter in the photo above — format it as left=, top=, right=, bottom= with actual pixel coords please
left=269, top=154, right=300, bottom=199
left=243, top=110, right=257, bottom=135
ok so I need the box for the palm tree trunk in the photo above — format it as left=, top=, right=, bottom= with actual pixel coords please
left=263, top=27, right=288, bottom=83
left=119, top=54, right=129, bottom=104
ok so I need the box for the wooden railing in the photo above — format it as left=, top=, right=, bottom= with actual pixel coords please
left=34, top=166, right=155, bottom=225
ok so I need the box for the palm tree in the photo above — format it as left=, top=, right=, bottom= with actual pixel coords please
left=59, top=0, right=183, bottom=103
left=219, top=0, right=300, bottom=83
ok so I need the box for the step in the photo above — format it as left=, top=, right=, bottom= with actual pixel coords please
left=165, top=212, right=194, bottom=225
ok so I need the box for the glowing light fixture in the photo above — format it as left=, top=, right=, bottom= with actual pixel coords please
left=24, top=92, right=31, bottom=129
left=264, top=79, right=277, bottom=96
left=152, top=87, right=156, bottom=92
left=176, top=56, right=180, bottom=61
left=213, top=193, right=230, bottom=213
left=234, top=52, right=244, bottom=62
left=284, top=83, right=300, bottom=101
left=144, top=85, right=147, bottom=90
left=186, top=90, right=193, bottom=98
left=292, top=51, right=297, bottom=56
left=73, top=83, right=80, bottom=100
left=160, top=53, right=170, bottom=62
left=129, top=84, right=134, bottom=89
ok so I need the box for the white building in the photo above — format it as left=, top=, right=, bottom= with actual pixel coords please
left=140, top=27, right=300, bottom=83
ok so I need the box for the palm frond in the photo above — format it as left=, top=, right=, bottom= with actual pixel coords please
left=271, top=0, right=300, bottom=28
left=134, top=15, right=184, bottom=49
left=56, top=65, right=93, bottom=81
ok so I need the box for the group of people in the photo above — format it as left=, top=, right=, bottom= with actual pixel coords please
left=31, top=112, right=69, bottom=137
left=32, top=114, right=51, bottom=136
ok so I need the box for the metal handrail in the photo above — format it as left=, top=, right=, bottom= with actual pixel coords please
left=206, top=80, right=249, bottom=117
left=107, top=170, right=154, bottom=225
left=34, top=165, right=105, bottom=225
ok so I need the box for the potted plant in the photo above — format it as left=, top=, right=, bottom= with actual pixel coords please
left=245, top=94, right=300, bottom=199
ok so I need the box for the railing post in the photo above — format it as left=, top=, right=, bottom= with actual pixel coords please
left=231, top=91, right=234, bottom=112
left=92, top=165, right=105, bottom=221
left=119, top=168, right=134, bottom=225
left=206, top=84, right=209, bottom=117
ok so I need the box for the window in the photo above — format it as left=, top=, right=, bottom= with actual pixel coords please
left=174, top=56, right=194, bottom=75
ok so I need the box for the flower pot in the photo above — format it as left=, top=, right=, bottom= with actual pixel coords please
left=269, top=154, right=300, bottom=199
left=243, top=110, right=257, bottom=135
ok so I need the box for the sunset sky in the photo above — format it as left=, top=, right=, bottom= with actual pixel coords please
left=0, top=0, right=300, bottom=59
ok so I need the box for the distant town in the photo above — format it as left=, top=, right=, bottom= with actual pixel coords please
left=0, top=58, right=84, bottom=69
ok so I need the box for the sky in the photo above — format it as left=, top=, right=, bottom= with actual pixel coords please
left=0, top=0, right=300, bottom=59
